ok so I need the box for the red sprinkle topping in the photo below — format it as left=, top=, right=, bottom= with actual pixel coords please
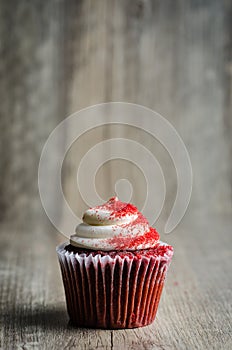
left=66, top=243, right=173, bottom=258
left=110, top=203, right=137, bottom=218
left=108, top=227, right=160, bottom=250
left=86, top=197, right=163, bottom=251
left=92, top=197, right=138, bottom=220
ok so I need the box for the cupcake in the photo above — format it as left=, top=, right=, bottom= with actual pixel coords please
left=57, top=197, right=173, bottom=329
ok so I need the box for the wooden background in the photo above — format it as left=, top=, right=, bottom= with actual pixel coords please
left=0, top=1, right=232, bottom=349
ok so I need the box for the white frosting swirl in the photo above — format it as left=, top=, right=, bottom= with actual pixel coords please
left=70, top=197, right=159, bottom=251
left=83, top=206, right=138, bottom=226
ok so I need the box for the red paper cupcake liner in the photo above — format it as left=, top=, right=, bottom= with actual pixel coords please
left=57, top=243, right=173, bottom=329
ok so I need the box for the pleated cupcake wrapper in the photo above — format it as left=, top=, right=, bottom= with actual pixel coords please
left=57, top=243, right=172, bottom=329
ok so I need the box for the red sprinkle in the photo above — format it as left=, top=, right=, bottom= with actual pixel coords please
left=108, top=227, right=160, bottom=250
left=87, top=197, right=163, bottom=251
left=66, top=243, right=173, bottom=258
left=92, top=197, right=138, bottom=220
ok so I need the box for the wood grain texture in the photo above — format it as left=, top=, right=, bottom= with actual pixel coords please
left=0, top=0, right=232, bottom=349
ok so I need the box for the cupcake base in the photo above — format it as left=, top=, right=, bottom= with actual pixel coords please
left=57, top=242, right=173, bottom=329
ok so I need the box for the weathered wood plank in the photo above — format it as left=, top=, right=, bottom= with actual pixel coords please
left=0, top=0, right=232, bottom=349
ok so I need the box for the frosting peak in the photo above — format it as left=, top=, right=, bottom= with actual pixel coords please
left=83, top=197, right=138, bottom=226
left=70, top=197, right=160, bottom=251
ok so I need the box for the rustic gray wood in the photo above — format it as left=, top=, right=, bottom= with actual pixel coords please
left=0, top=0, right=232, bottom=349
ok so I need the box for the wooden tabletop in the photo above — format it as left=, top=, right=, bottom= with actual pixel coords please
left=0, top=1, right=232, bottom=349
